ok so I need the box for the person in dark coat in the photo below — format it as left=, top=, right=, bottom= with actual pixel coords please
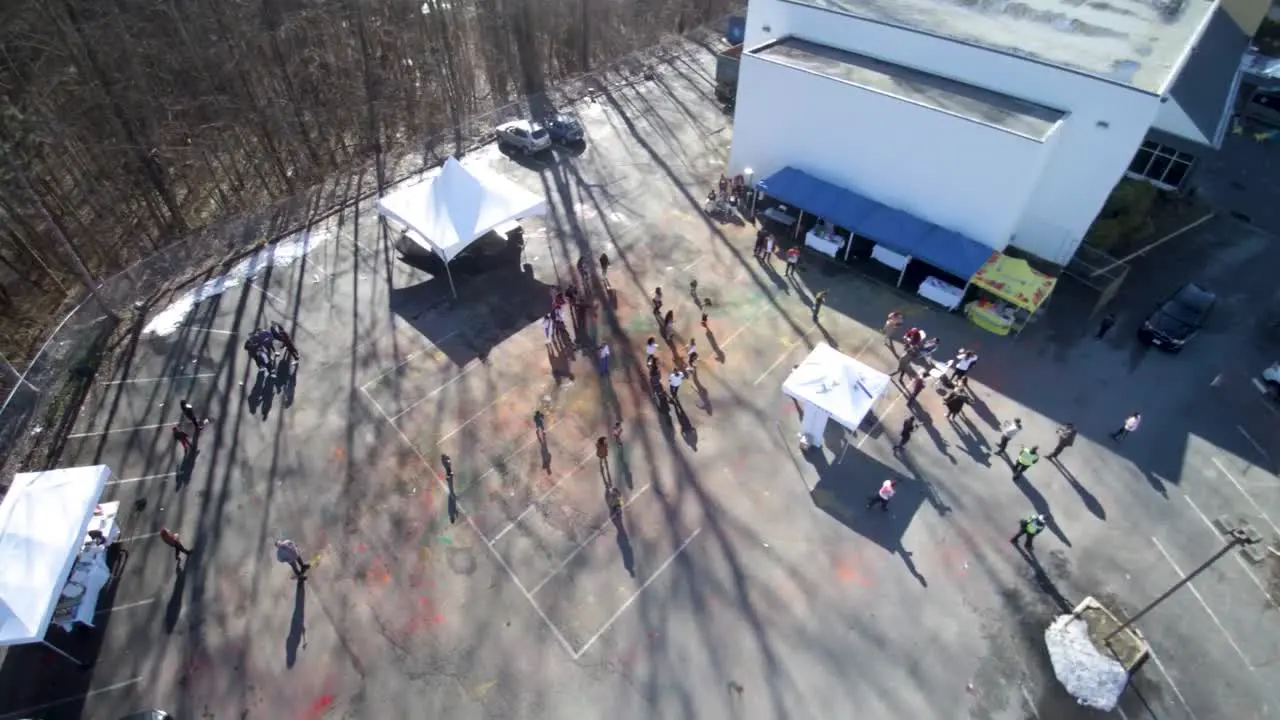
left=943, top=390, right=968, bottom=421
left=893, top=416, right=917, bottom=451
left=1046, top=423, right=1077, bottom=460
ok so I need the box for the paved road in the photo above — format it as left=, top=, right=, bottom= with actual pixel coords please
left=2, top=46, right=1280, bottom=720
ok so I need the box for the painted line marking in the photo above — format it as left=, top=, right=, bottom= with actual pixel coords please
left=572, top=527, right=702, bottom=659
left=680, top=256, right=704, bottom=273
left=390, top=359, right=485, bottom=420
left=251, top=282, right=286, bottom=304
left=360, top=331, right=458, bottom=390
left=1151, top=535, right=1254, bottom=669
left=357, top=386, right=578, bottom=658
left=1184, top=494, right=1274, bottom=604
left=528, top=483, right=655, bottom=596
left=752, top=327, right=818, bottom=386
left=185, top=327, right=237, bottom=335
left=430, top=384, right=524, bottom=444
left=1237, top=425, right=1269, bottom=459
left=1211, top=457, right=1280, bottom=537
left=68, top=423, right=170, bottom=439
left=103, top=372, right=215, bottom=386
left=488, top=448, right=598, bottom=544
left=0, top=677, right=143, bottom=720
left=1145, top=647, right=1198, bottom=720
left=96, top=597, right=156, bottom=614
left=119, top=531, right=161, bottom=543
left=108, top=472, right=175, bottom=486
left=1252, top=378, right=1269, bottom=395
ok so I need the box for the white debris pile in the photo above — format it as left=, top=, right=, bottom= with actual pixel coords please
left=1044, top=614, right=1128, bottom=711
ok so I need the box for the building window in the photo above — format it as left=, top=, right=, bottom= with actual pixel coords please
left=1127, top=141, right=1194, bottom=189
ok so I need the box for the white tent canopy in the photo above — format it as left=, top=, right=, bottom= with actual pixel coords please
left=782, top=343, right=890, bottom=447
left=0, top=465, right=110, bottom=648
left=377, top=155, right=547, bottom=268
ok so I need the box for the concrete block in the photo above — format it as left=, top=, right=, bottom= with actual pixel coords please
left=1241, top=545, right=1267, bottom=565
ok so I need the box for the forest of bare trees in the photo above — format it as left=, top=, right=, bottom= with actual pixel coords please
left=0, top=0, right=737, bottom=364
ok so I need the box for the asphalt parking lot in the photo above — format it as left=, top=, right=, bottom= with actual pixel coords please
left=3, top=43, right=1280, bottom=720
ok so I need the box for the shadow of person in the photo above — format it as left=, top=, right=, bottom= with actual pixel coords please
left=898, top=544, right=928, bottom=587
left=540, top=438, right=553, bottom=475
left=285, top=578, right=307, bottom=668
left=817, top=321, right=837, bottom=349
left=1050, top=459, right=1106, bottom=520
left=706, top=327, right=726, bottom=364
left=614, top=516, right=636, bottom=577
left=918, top=411, right=956, bottom=464
left=260, top=378, right=275, bottom=420
left=1017, top=546, right=1072, bottom=613
left=967, top=392, right=1000, bottom=431
left=163, top=561, right=187, bottom=634
left=695, top=384, right=713, bottom=415
left=246, top=373, right=264, bottom=413
left=176, top=446, right=198, bottom=488
left=446, top=474, right=459, bottom=525
left=1013, top=476, right=1071, bottom=547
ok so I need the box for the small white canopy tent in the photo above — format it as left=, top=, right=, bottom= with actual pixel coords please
left=782, top=343, right=891, bottom=449
left=376, top=156, right=547, bottom=296
left=0, top=465, right=111, bottom=666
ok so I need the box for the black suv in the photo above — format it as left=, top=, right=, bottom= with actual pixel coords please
left=543, top=114, right=584, bottom=144
left=1138, top=283, right=1216, bottom=351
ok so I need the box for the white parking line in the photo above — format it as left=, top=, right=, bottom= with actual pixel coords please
left=251, top=282, right=285, bottom=304
left=752, top=328, right=819, bottom=386
left=108, top=472, right=176, bottom=486
left=1151, top=536, right=1254, bottom=669
left=1237, top=426, right=1269, bottom=459
left=359, top=331, right=458, bottom=390
left=103, top=372, right=216, bottom=386
left=1145, top=646, right=1198, bottom=720
left=186, top=327, right=237, bottom=335
left=0, top=677, right=143, bottom=720
left=572, top=527, right=702, bottom=659
left=357, top=385, right=578, bottom=658
left=1183, top=494, right=1274, bottom=604
left=488, top=447, right=597, bottom=544
left=390, top=360, right=485, bottom=420
left=430, top=385, right=524, bottom=444
left=527, top=483, right=654, bottom=596
left=96, top=597, right=156, bottom=614
left=1211, top=457, right=1280, bottom=537
left=68, top=423, right=170, bottom=439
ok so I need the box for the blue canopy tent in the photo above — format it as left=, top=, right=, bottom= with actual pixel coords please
left=754, top=167, right=993, bottom=295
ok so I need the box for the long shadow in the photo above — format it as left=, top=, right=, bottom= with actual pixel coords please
left=164, top=561, right=188, bottom=634
left=1049, top=458, right=1106, bottom=520
left=285, top=579, right=307, bottom=668
left=1011, top=475, right=1071, bottom=547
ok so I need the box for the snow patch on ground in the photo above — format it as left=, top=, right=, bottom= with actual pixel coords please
left=1044, top=614, right=1128, bottom=711
left=143, top=228, right=330, bottom=337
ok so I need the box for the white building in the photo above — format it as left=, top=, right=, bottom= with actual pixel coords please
left=729, top=0, right=1262, bottom=266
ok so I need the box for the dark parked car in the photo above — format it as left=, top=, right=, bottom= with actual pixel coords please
left=542, top=114, right=584, bottom=144
left=1137, top=283, right=1216, bottom=351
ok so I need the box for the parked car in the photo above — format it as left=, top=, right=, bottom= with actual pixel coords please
left=1137, top=283, right=1216, bottom=351
left=495, top=120, right=551, bottom=155
left=542, top=114, right=584, bottom=144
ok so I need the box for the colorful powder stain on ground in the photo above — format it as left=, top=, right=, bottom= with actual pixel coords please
left=303, top=693, right=335, bottom=720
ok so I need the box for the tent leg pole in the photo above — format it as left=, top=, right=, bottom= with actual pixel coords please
left=750, top=189, right=760, bottom=218
left=843, top=234, right=853, bottom=262
left=896, top=259, right=909, bottom=288
left=43, top=639, right=88, bottom=668
left=794, top=211, right=804, bottom=243
left=445, top=262, right=457, bottom=298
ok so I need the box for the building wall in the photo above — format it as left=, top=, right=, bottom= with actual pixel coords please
left=1152, top=97, right=1212, bottom=146
left=736, top=0, right=1163, bottom=264
left=732, top=55, right=1050, bottom=248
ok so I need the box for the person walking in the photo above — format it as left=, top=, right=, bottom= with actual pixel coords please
left=784, top=247, right=800, bottom=277
left=179, top=400, right=209, bottom=432
left=943, top=390, right=969, bottom=421
left=543, top=313, right=555, bottom=348
left=883, top=311, right=903, bottom=347
left=1096, top=313, right=1116, bottom=340
left=753, top=229, right=767, bottom=259
left=668, top=370, right=685, bottom=404
left=905, top=375, right=926, bottom=406
left=599, top=252, right=610, bottom=278
left=596, top=436, right=610, bottom=477
left=611, top=420, right=623, bottom=446
left=1010, top=513, right=1048, bottom=550
left=763, top=235, right=775, bottom=266
left=662, top=310, right=675, bottom=339
left=812, top=290, right=828, bottom=321
left=606, top=484, right=624, bottom=517
left=894, top=353, right=915, bottom=384
left=172, top=424, right=194, bottom=454
left=159, top=527, right=193, bottom=565
left=893, top=416, right=917, bottom=451
left=951, top=350, right=978, bottom=385
left=686, top=339, right=698, bottom=370
left=652, top=287, right=663, bottom=315
left=1012, top=445, right=1040, bottom=480
left=994, top=418, right=1022, bottom=455
left=533, top=409, right=547, bottom=439
left=1046, top=423, right=1077, bottom=460
left=270, top=322, right=300, bottom=361
left=1111, top=412, right=1141, bottom=442
left=275, top=538, right=310, bottom=578
left=597, top=342, right=611, bottom=375
left=865, top=479, right=897, bottom=512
